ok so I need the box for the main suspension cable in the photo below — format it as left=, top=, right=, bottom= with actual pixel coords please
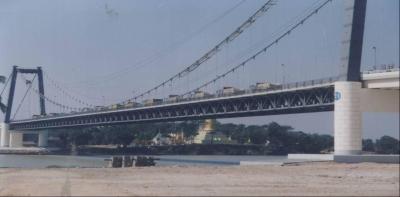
left=43, top=71, right=95, bottom=107
left=68, top=0, right=248, bottom=86
left=181, top=0, right=332, bottom=97
left=119, top=0, right=277, bottom=104
left=20, top=74, right=82, bottom=112
left=0, top=72, right=12, bottom=97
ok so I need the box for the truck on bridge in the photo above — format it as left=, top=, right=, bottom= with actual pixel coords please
left=123, top=101, right=142, bottom=108
left=143, top=98, right=163, bottom=106
left=166, top=95, right=181, bottom=103
left=194, top=90, right=213, bottom=99
left=250, top=82, right=281, bottom=92
left=217, top=86, right=245, bottom=96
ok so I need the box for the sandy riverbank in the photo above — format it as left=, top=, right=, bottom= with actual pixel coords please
left=0, top=162, right=398, bottom=196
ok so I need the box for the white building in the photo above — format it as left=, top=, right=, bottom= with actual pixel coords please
left=151, top=132, right=171, bottom=145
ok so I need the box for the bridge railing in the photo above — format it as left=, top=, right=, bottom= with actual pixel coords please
left=151, top=76, right=339, bottom=105
left=280, top=76, right=339, bottom=90
left=362, top=64, right=399, bottom=74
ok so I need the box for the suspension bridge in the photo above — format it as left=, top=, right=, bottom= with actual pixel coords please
left=0, top=0, right=399, bottom=157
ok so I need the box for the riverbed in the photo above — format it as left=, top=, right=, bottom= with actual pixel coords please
left=0, top=162, right=398, bottom=196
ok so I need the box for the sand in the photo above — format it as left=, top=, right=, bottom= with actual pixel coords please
left=0, top=162, right=398, bottom=196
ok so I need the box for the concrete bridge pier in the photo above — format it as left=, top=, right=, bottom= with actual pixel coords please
left=38, top=130, right=49, bottom=147
left=334, top=81, right=362, bottom=155
left=1, top=123, right=24, bottom=148
left=9, top=131, right=23, bottom=148
left=334, top=80, right=400, bottom=156
left=0, top=122, right=10, bottom=147
left=1, top=122, right=49, bottom=148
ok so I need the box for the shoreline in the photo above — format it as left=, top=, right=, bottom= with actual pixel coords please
left=0, top=147, right=50, bottom=155
left=1, top=154, right=291, bottom=168
left=0, top=144, right=286, bottom=156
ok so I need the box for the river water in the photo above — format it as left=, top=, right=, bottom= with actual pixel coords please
left=0, top=155, right=289, bottom=168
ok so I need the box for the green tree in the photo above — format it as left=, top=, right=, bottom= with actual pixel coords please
left=102, top=125, right=135, bottom=147
left=216, top=122, right=237, bottom=138
left=235, top=125, right=249, bottom=144
left=246, top=125, right=268, bottom=145
left=56, top=129, right=70, bottom=148
left=362, top=139, right=375, bottom=152
left=177, top=121, right=199, bottom=138
left=69, top=129, right=92, bottom=146
left=375, top=136, right=399, bottom=154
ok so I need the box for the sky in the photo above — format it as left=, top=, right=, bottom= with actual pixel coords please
left=0, top=0, right=399, bottom=139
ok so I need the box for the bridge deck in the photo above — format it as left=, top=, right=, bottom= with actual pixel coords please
left=10, top=83, right=334, bottom=130
left=362, top=70, right=399, bottom=89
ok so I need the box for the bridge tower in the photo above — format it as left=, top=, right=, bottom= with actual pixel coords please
left=334, top=0, right=367, bottom=155
left=0, top=66, right=48, bottom=148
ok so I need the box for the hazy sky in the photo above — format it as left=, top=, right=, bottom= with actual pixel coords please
left=0, top=0, right=399, bottom=139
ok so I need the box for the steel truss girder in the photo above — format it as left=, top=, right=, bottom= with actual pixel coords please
left=9, top=85, right=334, bottom=130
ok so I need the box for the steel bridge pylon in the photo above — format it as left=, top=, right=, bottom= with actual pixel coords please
left=0, top=66, right=48, bottom=148
left=333, top=0, right=367, bottom=155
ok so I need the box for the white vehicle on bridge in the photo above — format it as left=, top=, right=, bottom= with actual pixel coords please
left=143, top=99, right=163, bottom=106
left=166, top=95, right=181, bottom=103
left=32, top=114, right=43, bottom=119
left=109, top=104, right=123, bottom=110
left=48, top=113, right=61, bottom=117
left=218, top=86, right=245, bottom=96
left=81, top=107, right=94, bottom=112
left=123, top=101, right=142, bottom=108
left=194, top=90, right=213, bottom=99
left=250, top=82, right=282, bottom=92
left=94, top=106, right=107, bottom=111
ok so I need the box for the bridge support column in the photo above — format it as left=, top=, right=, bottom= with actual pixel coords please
left=9, top=132, right=23, bottom=148
left=38, top=130, right=48, bottom=147
left=334, top=81, right=362, bottom=155
left=0, top=122, right=10, bottom=147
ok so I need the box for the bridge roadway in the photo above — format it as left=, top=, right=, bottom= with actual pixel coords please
left=8, top=68, right=399, bottom=131
left=9, top=82, right=335, bottom=130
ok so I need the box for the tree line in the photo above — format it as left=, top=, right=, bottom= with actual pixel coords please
left=48, top=120, right=399, bottom=155
left=362, top=136, right=400, bottom=154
